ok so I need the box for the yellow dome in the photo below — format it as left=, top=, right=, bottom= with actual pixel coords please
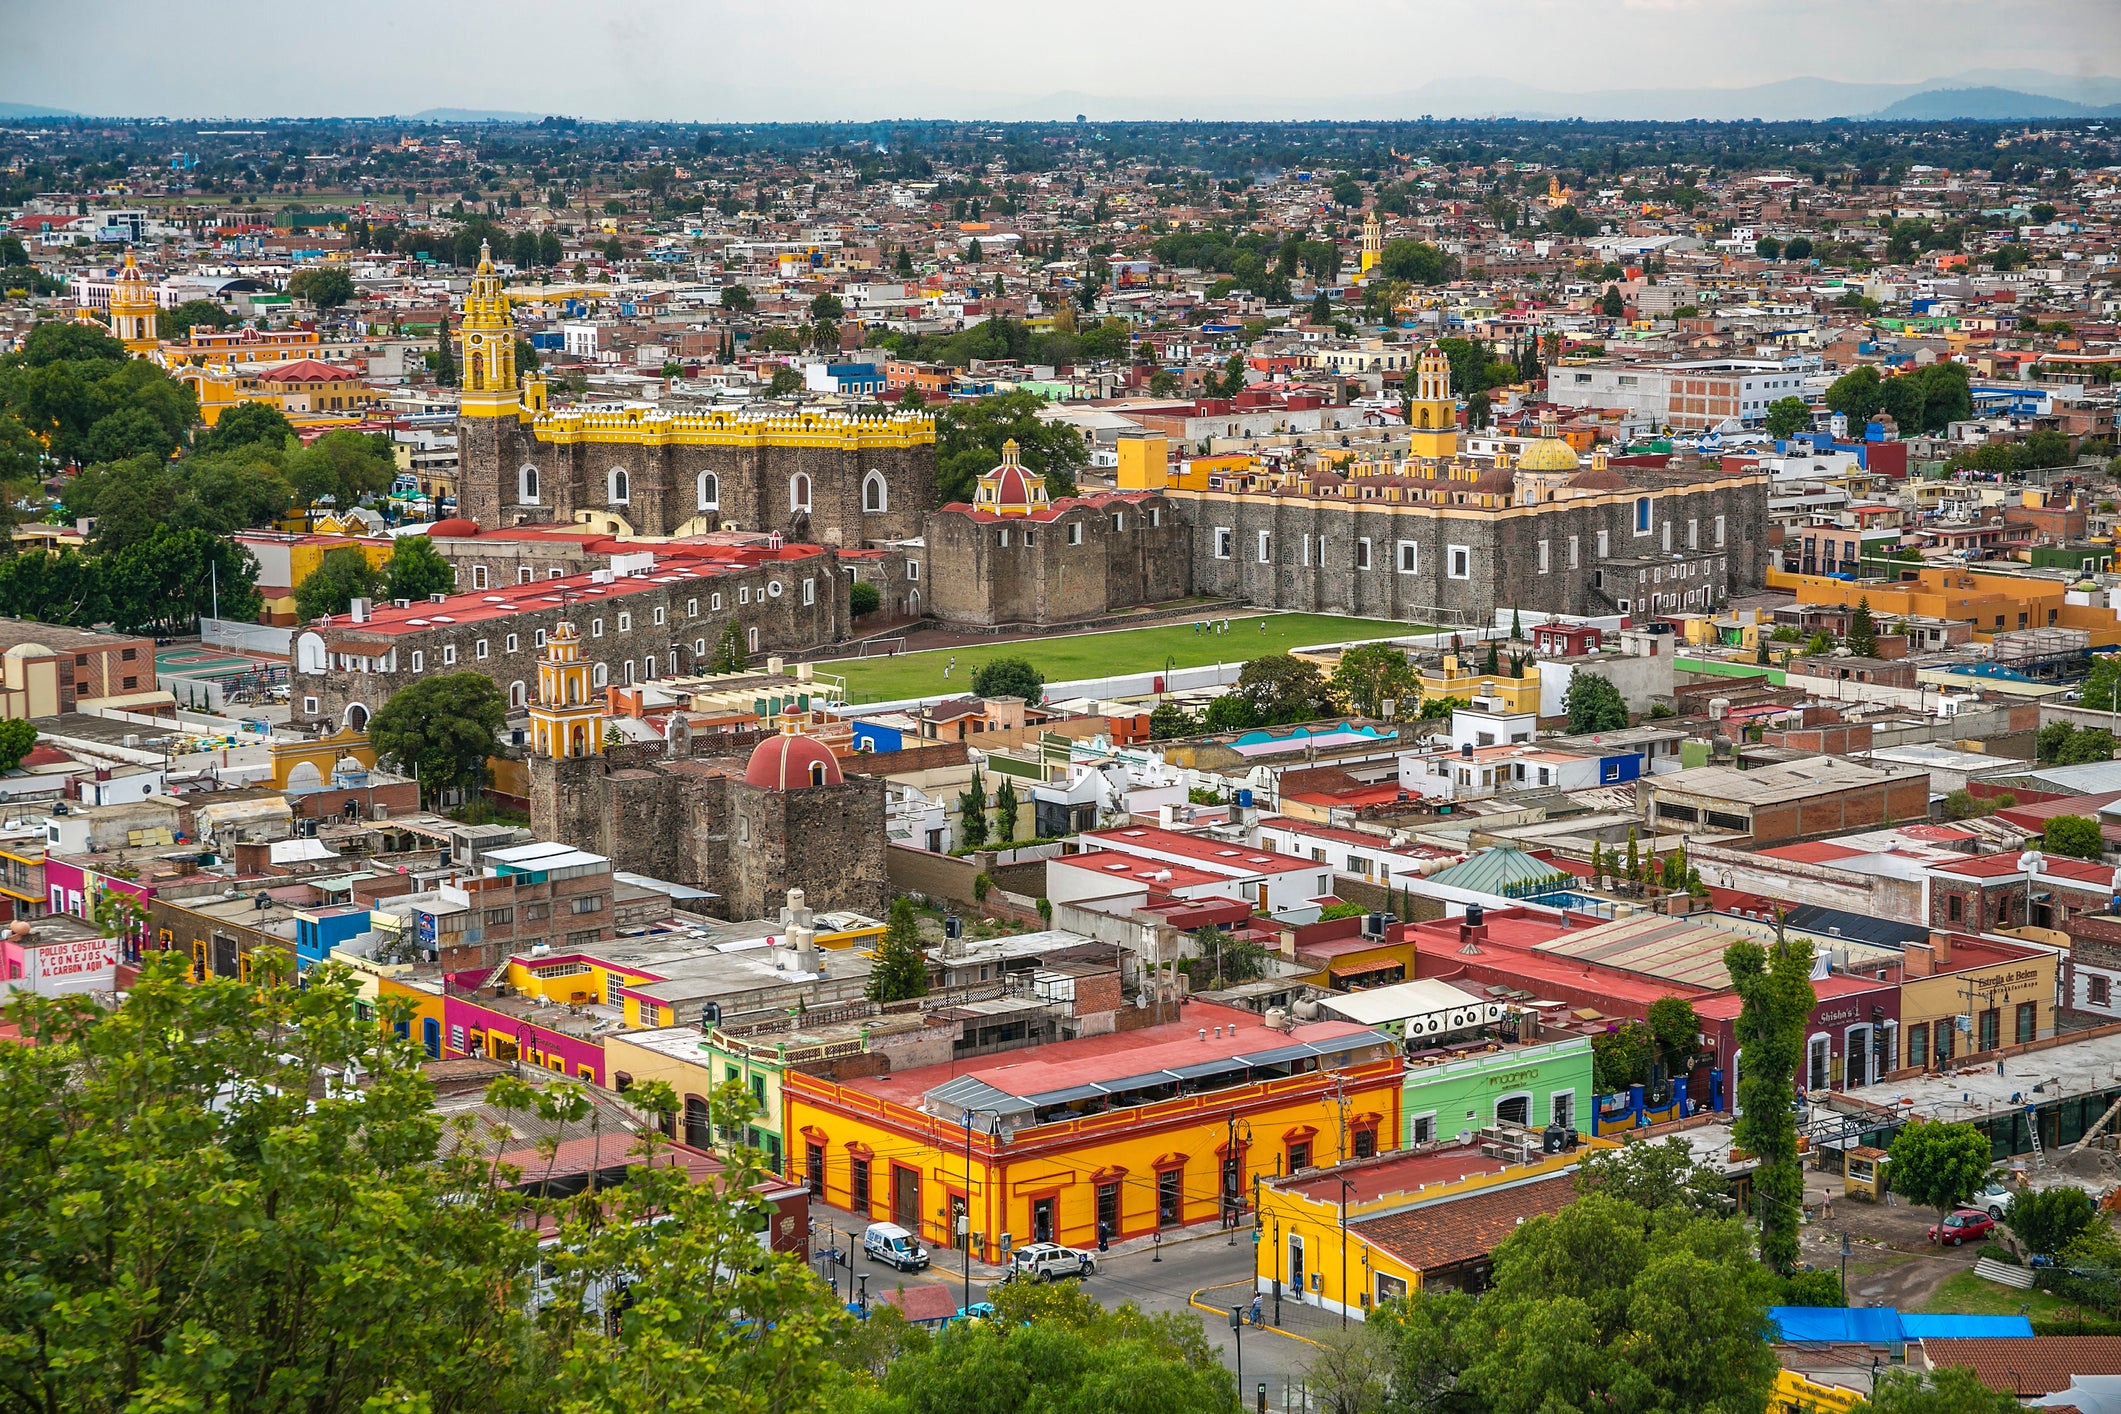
left=1516, top=437, right=1581, bottom=473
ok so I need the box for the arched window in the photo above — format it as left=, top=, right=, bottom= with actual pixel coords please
left=809, top=761, right=828, bottom=787
left=592, top=662, right=609, bottom=687
left=509, top=680, right=527, bottom=708
left=698, top=471, right=719, bottom=510
left=747, top=627, right=760, bottom=655
left=609, top=467, right=630, bottom=504
left=343, top=703, right=369, bottom=731
left=789, top=473, right=812, bottom=513
left=519, top=465, right=539, bottom=503
left=862, top=470, right=888, bottom=513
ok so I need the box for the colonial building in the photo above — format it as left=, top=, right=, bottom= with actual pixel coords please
left=925, top=440, right=1191, bottom=627
left=452, top=244, right=936, bottom=543
left=1168, top=349, right=1770, bottom=626
left=292, top=541, right=849, bottom=731
left=529, top=703, right=890, bottom=922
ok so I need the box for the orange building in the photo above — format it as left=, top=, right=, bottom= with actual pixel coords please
left=1769, top=565, right=2121, bottom=647
left=784, top=1002, right=1401, bottom=1262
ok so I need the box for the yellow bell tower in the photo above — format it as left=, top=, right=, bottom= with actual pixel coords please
left=1359, top=210, right=1383, bottom=279
left=529, top=620, right=604, bottom=759
left=108, top=248, right=159, bottom=356
left=456, top=240, right=518, bottom=419
left=1404, top=343, right=1459, bottom=459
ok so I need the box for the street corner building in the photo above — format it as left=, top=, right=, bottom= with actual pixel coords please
left=783, top=1001, right=1402, bottom=1262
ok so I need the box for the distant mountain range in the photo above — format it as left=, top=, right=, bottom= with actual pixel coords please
left=5, top=70, right=2121, bottom=123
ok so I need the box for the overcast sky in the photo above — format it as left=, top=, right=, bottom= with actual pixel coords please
left=6, top=0, right=2119, bottom=121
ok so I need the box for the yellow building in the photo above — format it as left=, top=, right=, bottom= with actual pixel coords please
left=1418, top=651, right=1542, bottom=715
left=1770, top=564, right=2121, bottom=646
left=456, top=240, right=526, bottom=422
left=1252, top=1134, right=1615, bottom=1317
left=785, top=1002, right=1402, bottom=1262
left=107, top=249, right=159, bottom=355
left=1359, top=210, right=1383, bottom=279
left=1403, top=345, right=1460, bottom=460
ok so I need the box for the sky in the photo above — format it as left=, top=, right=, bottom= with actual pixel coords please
left=5, top=0, right=2120, bottom=121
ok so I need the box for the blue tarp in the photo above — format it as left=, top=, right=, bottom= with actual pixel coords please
left=1768, top=1308, right=2034, bottom=1344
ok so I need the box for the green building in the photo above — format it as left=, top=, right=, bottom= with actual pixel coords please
left=1401, top=1036, right=1595, bottom=1147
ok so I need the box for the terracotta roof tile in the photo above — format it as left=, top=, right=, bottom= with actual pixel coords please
left=1351, top=1172, right=1575, bottom=1273
left=1922, top=1337, right=2121, bottom=1395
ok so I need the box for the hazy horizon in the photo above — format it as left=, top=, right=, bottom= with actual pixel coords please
left=5, top=0, right=2119, bottom=123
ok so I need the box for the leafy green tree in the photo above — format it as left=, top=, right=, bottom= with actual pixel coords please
left=711, top=618, right=747, bottom=672
left=1330, top=643, right=1420, bottom=719
left=93, top=526, right=262, bottom=634
left=1202, top=693, right=1261, bottom=732
left=809, top=292, right=845, bottom=323
left=767, top=365, right=802, bottom=397
left=1726, top=933, right=1817, bottom=1272
left=957, top=768, right=989, bottom=849
left=2005, top=1184, right=2098, bottom=1257
left=384, top=534, right=455, bottom=603
left=0, top=717, right=34, bottom=772
left=284, top=429, right=397, bottom=509
left=294, top=546, right=384, bottom=620
left=287, top=266, right=356, bottom=309
left=1847, top=597, right=1878, bottom=657
left=934, top=390, right=1087, bottom=504
left=1825, top=365, right=1885, bottom=424
left=194, top=399, right=294, bottom=456
left=1764, top=397, right=1811, bottom=439
left=1573, top=1136, right=1727, bottom=1216
left=1888, top=1120, right=1995, bottom=1237
left=2044, top=813, right=2106, bottom=860
left=1869, top=1366, right=2022, bottom=1414
left=1236, top=654, right=1340, bottom=726
left=849, top=580, right=881, bottom=617
left=1599, top=285, right=1625, bottom=318
left=159, top=298, right=236, bottom=340
left=865, top=895, right=930, bottom=1003
left=721, top=283, right=756, bottom=314
left=1148, top=700, right=1197, bottom=740
left=1942, top=788, right=1994, bottom=821
left=970, top=656, right=1044, bottom=703
left=367, top=671, right=507, bottom=805
left=1591, top=1020, right=1656, bottom=1094
left=1376, top=239, right=1458, bottom=285
left=1647, top=995, right=1700, bottom=1073
left=426, top=337, right=458, bottom=387
left=0, top=952, right=536, bottom=1414
left=1563, top=672, right=1629, bottom=733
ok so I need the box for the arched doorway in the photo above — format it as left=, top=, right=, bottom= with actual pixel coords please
left=343, top=703, right=369, bottom=731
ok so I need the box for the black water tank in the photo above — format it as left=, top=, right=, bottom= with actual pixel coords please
left=1465, top=903, right=1485, bottom=928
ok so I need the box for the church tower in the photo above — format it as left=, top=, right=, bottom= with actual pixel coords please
left=529, top=620, right=604, bottom=759
left=1359, top=210, right=1383, bottom=278
left=108, top=248, right=159, bottom=356
left=1404, top=344, right=1459, bottom=460
left=456, top=241, right=518, bottom=420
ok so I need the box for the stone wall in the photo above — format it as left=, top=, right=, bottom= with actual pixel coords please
left=925, top=494, right=1192, bottom=627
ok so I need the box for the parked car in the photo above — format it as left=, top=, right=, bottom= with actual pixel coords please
left=863, top=1221, right=929, bottom=1272
left=1009, top=1242, right=1097, bottom=1282
left=1929, top=1209, right=1997, bottom=1246
left=1973, top=1181, right=2013, bottom=1219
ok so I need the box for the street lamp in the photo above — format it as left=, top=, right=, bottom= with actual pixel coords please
left=1229, top=1305, right=1244, bottom=1394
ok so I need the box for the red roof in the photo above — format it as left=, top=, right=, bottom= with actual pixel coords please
left=1348, top=1171, right=1578, bottom=1270
left=1757, top=841, right=1865, bottom=865
left=259, top=358, right=361, bottom=383
left=1922, top=1337, right=2121, bottom=1395
left=744, top=733, right=842, bottom=791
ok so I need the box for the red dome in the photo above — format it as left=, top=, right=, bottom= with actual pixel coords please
left=427, top=517, right=480, bottom=538
left=744, top=733, right=844, bottom=790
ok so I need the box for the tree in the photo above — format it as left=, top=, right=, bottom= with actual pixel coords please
left=710, top=618, right=747, bottom=673
left=1202, top=693, right=1262, bottom=732
left=934, top=390, right=1087, bottom=504
left=0, top=717, right=34, bottom=773
left=1726, top=933, right=1817, bottom=1272
left=1888, top=1120, right=1995, bottom=1238
left=285, top=429, right=397, bottom=509
left=1765, top=397, right=1811, bottom=440
left=1330, top=643, right=1420, bottom=719
left=766, top=365, right=802, bottom=398
left=0, top=952, right=536, bottom=1414
left=1376, top=239, right=1458, bottom=286
left=1572, top=1135, right=1726, bottom=1216
left=2005, top=1184, right=2098, bottom=1257
left=866, top=895, right=929, bottom=1003
left=194, top=399, right=294, bottom=456
left=366, top=671, right=508, bottom=805
left=160, top=298, right=236, bottom=340
left=1646, top=996, right=1700, bottom=1074
left=969, top=657, right=1044, bottom=703
left=2044, top=813, right=2106, bottom=860
left=1236, top=654, right=1340, bottom=726
left=1310, top=289, right=1333, bottom=326
left=1591, top=1021, right=1656, bottom=1095
left=1784, top=236, right=1814, bottom=261
left=849, top=580, right=881, bottom=617
left=957, top=768, right=989, bottom=849
left=1869, top=1366, right=2022, bottom=1414
left=1847, top=597, right=1878, bottom=658
left=384, top=534, right=455, bottom=603
left=287, top=266, right=356, bottom=309
left=1599, top=285, right=1625, bottom=318
left=993, top=776, right=1018, bottom=844
left=721, top=283, right=756, bottom=314
left=1563, top=672, right=1629, bottom=733
left=1942, top=788, right=1994, bottom=821
left=809, top=292, right=845, bottom=324
left=295, top=546, right=384, bottom=620
left=1825, top=365, right=1885, bottom=424
left=1148, top=700, right=1197, bottom=741
left=425, top=336, right=458, bottom=386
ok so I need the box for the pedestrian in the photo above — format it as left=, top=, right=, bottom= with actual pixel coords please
left=1259, top=619, right=1267, bottom=633
left=1249, top=1293, right=1263, bottom=1326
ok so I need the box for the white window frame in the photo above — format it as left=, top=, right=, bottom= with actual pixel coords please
left=698, top=471, right=719, bottom=511
left=441, top=644, right=456, bottom=666
left=1355, top=538, right=1371, bottom=571
left=410, top=650, right=424, bottom=672
left=790, top=473, right=813, bottom=513
left=1634, top=497, right=1651, bottom=537
left=518, top=465, right=540, bottom=504
left=739, top=586, right=751, bottom=605
left=608, top=467, right=630, bottom=504
left=802, top=578, right=815, bottom=605
left=591, top=618, right=604, bottom=637
left=518, top=567, right=533, bottom=585
left=1214, top=527, right=1234, bottom=560
left=1256, top=530, right=1272, bottom=563
left=710, top=592, right=723, bottom=611
left=861, top=470, right=887, bottom=513
left=1397, top=541, right=1417, bottom=574
left=1447, top=545, right=1471, bottom=580
left=1569, top=534, right=1580, bottom=569
left=686, top=598, right=697, bottom=617
left=475, top=638, right=489, bottom=660
left=1597, top=529, right=1610, bottom=558
left=1688, top=518, right=1699, bottom=550
left=618, top=612, right=632, bottom=632
left=906, top=560, right=919, bottom=581
left=652, top=606, right=665, bottom=625
left=1068, top=522, right=1083, bottom=546
left=1538, top=539, right=1550, bottom=574
left=471, top=564, right=488, bottom=590
left=1715, top=514, right=1726, bottom=548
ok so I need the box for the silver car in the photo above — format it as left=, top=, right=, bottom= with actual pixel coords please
left=1010, top=1242, right=1096, bottom=1282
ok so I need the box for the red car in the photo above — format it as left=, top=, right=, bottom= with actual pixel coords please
left=1929, top=1209, right=1996, bottom=1246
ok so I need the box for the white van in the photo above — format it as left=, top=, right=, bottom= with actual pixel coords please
left=863, top=1221, right=929, bottom=1272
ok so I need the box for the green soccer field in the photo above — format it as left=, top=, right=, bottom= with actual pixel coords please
left=822, top=613, right=1429, bottom=703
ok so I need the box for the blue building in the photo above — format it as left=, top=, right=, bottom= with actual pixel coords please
left=293, top=903, right=374, bottom=969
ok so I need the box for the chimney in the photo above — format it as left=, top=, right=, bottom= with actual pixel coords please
left=789, top=924, right=819, bottom=974
left=232, top=840, right=270, bottom=874
left=1931, top=931, right=1952, bottom=966
left=1904, top=940, right=1935, bottom=977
